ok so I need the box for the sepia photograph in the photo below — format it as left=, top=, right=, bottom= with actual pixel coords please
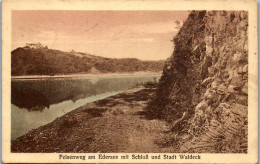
left=2, top=0, right=258, bottom=163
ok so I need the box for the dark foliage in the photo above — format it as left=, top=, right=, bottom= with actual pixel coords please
left=11, top=47, right=164, bottom=76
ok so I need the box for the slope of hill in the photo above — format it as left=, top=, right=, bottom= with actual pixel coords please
left=11, top=47, right=164, bottom=76
left=148, top=11, right=248, bottom=153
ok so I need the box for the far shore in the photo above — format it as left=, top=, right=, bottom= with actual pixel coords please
left=11, top=71, right=162, bottom=80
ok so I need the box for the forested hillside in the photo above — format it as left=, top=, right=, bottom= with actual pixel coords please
left=11, top=47, right=164, bottom=76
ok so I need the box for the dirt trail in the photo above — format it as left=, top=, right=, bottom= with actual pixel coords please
left=11, top=88, right=174, bottom=153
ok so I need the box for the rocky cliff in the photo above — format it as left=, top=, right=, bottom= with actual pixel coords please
left=149, top=11, right=248, bottom=153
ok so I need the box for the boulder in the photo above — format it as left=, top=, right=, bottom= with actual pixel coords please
left=242, top=64, right=248, bottom=73
left=195, top=100, right=208, bottom=112
left=241, top=82, right=248, bottom=95
left=217, top=84, right=227, bottom=95
left=228, top=69, right=239, bottom=81
left=237, top=66, right=244, bottom=74
left=232, top=52, right=244, bottom=64
left=230, top=76, right=243, bottom=87
left=230, top=104, right=247, bottom=118
left=195, top=100, right=208, bottom=117
left=237, top=64, right=248, bottom=74
left=228, top=85, right=240, bottom=93
left=201, top=77, right=212, bottom=86
left=236, top=95, right=248, bottom=106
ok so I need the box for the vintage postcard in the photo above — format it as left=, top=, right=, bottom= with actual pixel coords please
left=2, top=0, right=258, bottom=163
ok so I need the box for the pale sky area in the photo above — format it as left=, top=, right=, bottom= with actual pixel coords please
left=12, top=11, right=189, bottom=60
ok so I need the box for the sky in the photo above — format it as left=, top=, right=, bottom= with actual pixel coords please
left=12, top=10, right=189, bottom=60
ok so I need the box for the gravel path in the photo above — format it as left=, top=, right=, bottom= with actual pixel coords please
left=11, top=88, right=174, bottom=153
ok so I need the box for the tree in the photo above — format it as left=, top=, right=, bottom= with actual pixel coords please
left=175, top=20, right=181, bottom=30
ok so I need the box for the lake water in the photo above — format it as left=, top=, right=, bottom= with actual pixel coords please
left=11, top=74, right=160, bottom=140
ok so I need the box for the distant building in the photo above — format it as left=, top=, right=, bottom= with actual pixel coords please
left=26, top=42, right=44, bottom=49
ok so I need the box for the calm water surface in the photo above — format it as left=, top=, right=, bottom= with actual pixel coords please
left=11, top=74, right=160, bottom=140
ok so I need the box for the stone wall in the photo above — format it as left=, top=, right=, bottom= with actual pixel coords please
left=149, top=11, right=248, bottom=153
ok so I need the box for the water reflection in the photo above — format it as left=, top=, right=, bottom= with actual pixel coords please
left=11, top=75, right=160, bottom=140
left=11, top=76, right=158, bottom=112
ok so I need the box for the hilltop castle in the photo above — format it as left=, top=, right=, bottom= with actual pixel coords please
left=26, top=42, right=45, bottom=49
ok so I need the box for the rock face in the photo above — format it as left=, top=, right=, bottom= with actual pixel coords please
left=149, top=11, right=248, bottom=153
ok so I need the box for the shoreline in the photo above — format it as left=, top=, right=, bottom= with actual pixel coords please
left=11, top=87, right=173, bottom=153
left=11, top=72, right=162, bottom=80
